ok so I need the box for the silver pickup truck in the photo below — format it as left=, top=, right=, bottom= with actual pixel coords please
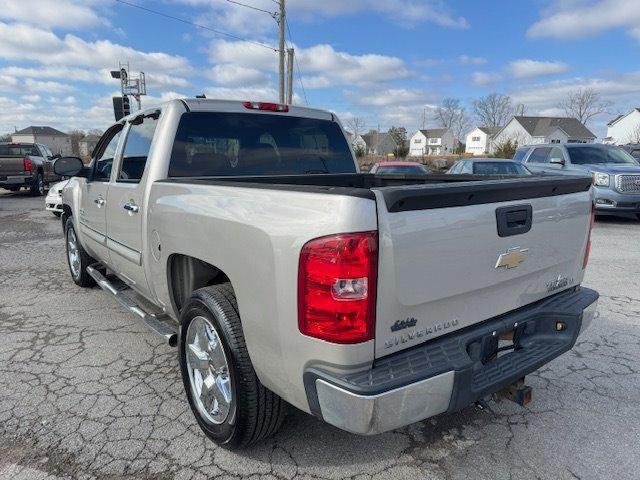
left=54, top=99, right=599, bottom=449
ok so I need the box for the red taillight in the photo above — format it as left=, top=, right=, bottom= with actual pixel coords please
left=298, top=231, right=378, bottom=344
left=23, top=158, right=32, bottom=172
left=243, top=101, right=289, bottom=112
left=583, top=202, right=595, bottom=269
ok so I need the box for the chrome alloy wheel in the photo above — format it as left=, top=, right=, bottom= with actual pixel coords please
left=186, top=316, right=234, bottom=425
left=67, top=227, right=81, bottom=278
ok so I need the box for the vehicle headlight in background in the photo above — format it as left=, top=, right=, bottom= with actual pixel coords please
left=592, top=172, right=610, bottom=187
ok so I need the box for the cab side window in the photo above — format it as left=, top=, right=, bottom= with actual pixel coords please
left=117, top=114, right=159, bottom=182
left=93, top=125, right=124, bottom=181
left=528, top=147, right=552, bottom=164
left=549, top=147, right=565, bottom=163
left=460, top=161, right=473, bottom=174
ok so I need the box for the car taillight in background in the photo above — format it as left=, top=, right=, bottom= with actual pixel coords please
left=243, top=101, right=289, bottom=112
left=583, top=202, right=595, bottom=269
left=23, top=158, right=32, bottom=172
left=298, top=231, right=378, bottom=344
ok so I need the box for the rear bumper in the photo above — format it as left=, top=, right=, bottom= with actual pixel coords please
left=304, top=287, right=599, bottom=435
left=0, top=175, right=32, bottom=187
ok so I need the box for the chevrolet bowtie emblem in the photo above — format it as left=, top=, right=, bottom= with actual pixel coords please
left=495, top=247, right=529, bottom=270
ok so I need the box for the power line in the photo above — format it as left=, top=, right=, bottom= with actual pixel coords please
left=113, top=0, right=279, bottom=52
left=224, top=0, right=277, bottom=18
left=285, top=18, right=309, bottom=106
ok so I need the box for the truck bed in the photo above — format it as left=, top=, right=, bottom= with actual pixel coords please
left=158, top=173, right=592, bottom=211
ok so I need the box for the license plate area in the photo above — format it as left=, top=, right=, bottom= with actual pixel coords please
left=466, top=321, right=532, bottom=366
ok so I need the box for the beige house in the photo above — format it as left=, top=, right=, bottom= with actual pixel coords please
left=12, top=126, right=72, bottom=155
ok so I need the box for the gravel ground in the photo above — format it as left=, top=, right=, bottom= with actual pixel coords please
left=1, top=190, right=639, bottom=480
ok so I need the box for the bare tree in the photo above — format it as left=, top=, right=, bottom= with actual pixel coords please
left=514, top=103, right=527, bottom=116
left=558, top=88, right=611, bottom=125
left=473, top=93, right=513, bottom=127
left=346, top=117, right=366, bottom=138
left=435, top=98, right=471, bottom=146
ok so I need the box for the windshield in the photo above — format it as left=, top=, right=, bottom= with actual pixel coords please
left=168, top=112, right=356, bottom=177
left=0, top=144, right=39, bottom=156
left=568, top=146, right=639, bottom=165
left=473, top=162, right=531, bottom=175
left=375, top=165, right=427, bottom=175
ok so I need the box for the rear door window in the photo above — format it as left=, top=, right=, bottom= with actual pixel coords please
left=527, top=147, right=552, bottom=164
left=513, top=148, right=529, bottom=162
left=117, top=114, right=159, bottom=182
left=168, top=112, right=356, bottom=177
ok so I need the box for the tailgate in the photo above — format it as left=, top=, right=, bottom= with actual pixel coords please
left=0, top=157, right=26, bottom=176
left=372, top=176, right=593, bottom=358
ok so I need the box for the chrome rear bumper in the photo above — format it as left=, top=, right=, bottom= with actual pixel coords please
left=315, top=372, right=454, bottom=435
left=306, top=287, right=599, bottom=435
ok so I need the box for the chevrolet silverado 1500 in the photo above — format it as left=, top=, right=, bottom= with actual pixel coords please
left=54, top=98, right=599, bottom=448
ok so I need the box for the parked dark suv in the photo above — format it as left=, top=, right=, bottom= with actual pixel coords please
left=514, top=143, right=640, bottom=219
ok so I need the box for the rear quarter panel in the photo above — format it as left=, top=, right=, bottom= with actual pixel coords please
left=147, top=182, right=378, bottom=412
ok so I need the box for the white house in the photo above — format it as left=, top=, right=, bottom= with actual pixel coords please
left=409, top=128, right=456, bottom=156
left=11, top=126, right=72, bottom=155
left=604, top=109, right=640, bottom=145
left=465, top=126, right=503, bottom=156
left=492, top=116, right=596, bottom=148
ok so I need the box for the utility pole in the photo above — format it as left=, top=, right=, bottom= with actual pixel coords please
left=278, top=0, right=286, bottom=104
left=286, top=48, right=294, bottom=105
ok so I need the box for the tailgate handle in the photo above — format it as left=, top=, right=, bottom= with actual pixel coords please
left=496, top=205, right=532, bottom=237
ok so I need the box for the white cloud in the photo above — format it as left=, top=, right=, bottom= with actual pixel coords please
left=209, top=40, right=411, bottom=89
left=0, top=22, right=190, bottom=73
left=459, top=55, right=487, bottom=66
left=208, top=64, right=267, bottom=85
left=471, top=71, right=503, bottom=87
left=22, top=94, right=41, bottom=102
left=527, top=0, right=640, bottom=40
left=24, top=79, right=74, bottom=93
left=507, top=59, right=570, bottom=79
left=347, top=88, right=427, bottom=107
left=0, top=0, right=101, bottom=29
left=176, top=0, right=467, bottom=35
left=203, top=85, right=301, bottom=104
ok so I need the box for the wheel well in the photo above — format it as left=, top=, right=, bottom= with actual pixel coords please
left=168, top=254, right=231, bottom=313
left=61, top=205, right=72, bottom=231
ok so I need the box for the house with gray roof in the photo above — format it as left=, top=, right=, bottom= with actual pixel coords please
left=409, top=128, right=456, bottom=156
left=12, top=126, right=72, bottom=155
left=493, top=116, right=596, bottom=149
left=465, top=125, right=503, bottom=156
left=356, top=130, right=397, bottom=156
left=604, top=108, right=640, bottom=145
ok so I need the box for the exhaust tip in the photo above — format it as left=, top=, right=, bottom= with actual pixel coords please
left=167, top=333, right=178, bottom=348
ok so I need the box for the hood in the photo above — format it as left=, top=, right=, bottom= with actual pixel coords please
left=50, top=180, right=70, bottom=193
left=573, top=164, right=640, bottom=174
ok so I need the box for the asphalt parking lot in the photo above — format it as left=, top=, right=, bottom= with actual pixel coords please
left=1, top=190, right=639, bottom=480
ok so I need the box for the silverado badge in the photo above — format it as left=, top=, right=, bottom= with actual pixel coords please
left=390, top=318, right=418, bottom=332
left=495, top=247, right=529, bottom=270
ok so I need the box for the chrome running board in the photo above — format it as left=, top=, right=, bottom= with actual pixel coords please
left=87, top=264, right=178, bottom=347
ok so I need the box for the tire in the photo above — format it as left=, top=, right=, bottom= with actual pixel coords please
left=64, top=217, right=96, bottom=288
left=53, top=212, right=62, bottom=217
left=6, top=186, right=20, bottom=192
left=179, top=284, right=286, bottom=449
left=30, top=173, right=45, bottom=196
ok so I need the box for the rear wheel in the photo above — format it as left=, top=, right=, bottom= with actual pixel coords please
left=64, top=217, right=96, bottom=287
left=179, top=284, right=286, bottom=448
left=30, top=173, right=44, bottom=196
left=53, top=211, right=62, bottom=218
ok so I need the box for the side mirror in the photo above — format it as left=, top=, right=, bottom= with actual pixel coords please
left=53, top=156, right=86, bottom=177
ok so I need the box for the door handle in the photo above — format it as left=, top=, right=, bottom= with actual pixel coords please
left=124, top=202, right=139, bottom=213
left=94, top=197, right=105, bottom=207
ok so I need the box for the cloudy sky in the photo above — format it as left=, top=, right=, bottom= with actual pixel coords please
left=0, top=0, right=639, bottom=138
